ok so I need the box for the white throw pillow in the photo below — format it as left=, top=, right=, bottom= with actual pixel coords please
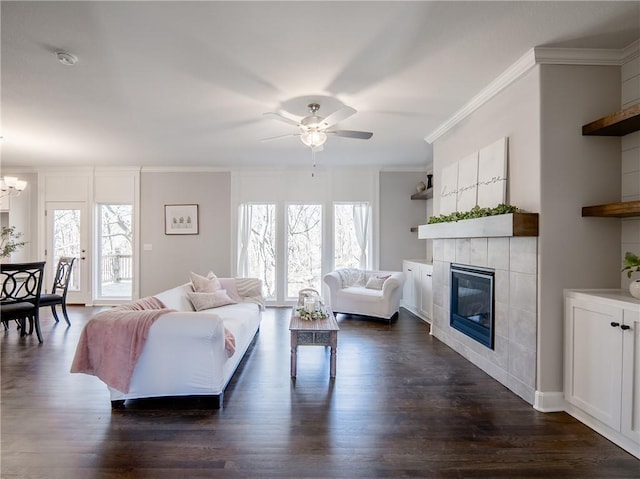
left=190, top=271, right=221, bottom=293
left=187, top=290, right=237, bottom=311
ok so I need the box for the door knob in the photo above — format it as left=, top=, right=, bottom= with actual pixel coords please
left=620, top=324, right=631, bottom=331
left=610, top=322, right=620, bottom=327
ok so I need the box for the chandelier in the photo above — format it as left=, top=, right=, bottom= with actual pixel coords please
left=0, top=176, right=27, bottom=199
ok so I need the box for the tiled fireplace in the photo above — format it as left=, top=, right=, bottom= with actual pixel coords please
left=432, top=237, right=537, bottom=404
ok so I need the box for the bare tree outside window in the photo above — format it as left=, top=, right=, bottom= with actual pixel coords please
left=98, top=204, right=133, bottom=299
left=244, top=204, right=277, bottom=299
left=287, top=204, right=322, bottom=297
left=334, top=204, right=361, bottom=269
left=53, top=209, right=81, bottom=290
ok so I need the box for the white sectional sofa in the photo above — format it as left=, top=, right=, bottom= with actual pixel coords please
left=108, top=278, right=263, bottom=409
left=323, top=268, right=405, bottom=321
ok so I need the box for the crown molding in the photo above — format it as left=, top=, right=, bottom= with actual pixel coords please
left=140, top=166, right=232, bottom=173
left=425, top=48, right=537, bottom=144
left=533, top=46, right=626, bottom=65
left=425, top=42, right=640, bottom=144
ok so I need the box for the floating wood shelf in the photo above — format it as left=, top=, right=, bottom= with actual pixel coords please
left=582, top=104, right=640, bottom=136
left=417, top=212, right=538, bottom=239
left=582, top=201, right=640, bottom=218
left=411, top=188, right=433, bottom=200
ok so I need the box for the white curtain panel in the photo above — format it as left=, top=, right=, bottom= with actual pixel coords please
left=237, top=204, right=253, bottom=277
left=352, top=202, right=370, bottom=269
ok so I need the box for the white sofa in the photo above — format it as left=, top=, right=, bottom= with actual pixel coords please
left=108, top=278, right=263, bottom=409
left=323, top=269, right=405, bottom=321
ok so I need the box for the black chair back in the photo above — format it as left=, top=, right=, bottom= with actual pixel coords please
left=1, top=262, right=46, bottom=342
left=51, top=257, right=76, bottom=296
left=1, top=262, right=46, bottom=306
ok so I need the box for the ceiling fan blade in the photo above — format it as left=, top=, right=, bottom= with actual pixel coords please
left=320, top=106, right=357, bottom=128
left=329, top=130, right=373, bottom=140
left=263, top=111, right=301, bottom=126
left=259, top=133, right=300, bottom=142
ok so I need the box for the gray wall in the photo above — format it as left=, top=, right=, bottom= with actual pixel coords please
left=140, top=171, right=231, bottom=297
left=538, top=64, right=621, bottom=393
left=379, top=171, right=430, bottom=271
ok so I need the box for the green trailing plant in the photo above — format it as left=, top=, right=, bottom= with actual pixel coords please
left=428, top=204, right=519, bottom=224
left=622, top=251, right=640, bottom=279
left=0, top=226, right=26, bottom=259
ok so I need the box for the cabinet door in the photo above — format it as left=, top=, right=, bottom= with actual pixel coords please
left=412, top=264, right=422, bottom=312
left=420, top=264, right=433, bottom=320
left=402, top=261, right=414, bottom=308
left=565, top=298, right=623, bottom=430
left=621, top=308, right=640, bottom=444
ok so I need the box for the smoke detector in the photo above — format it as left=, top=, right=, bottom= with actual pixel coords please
left=57, top=51, right=78, bottom=66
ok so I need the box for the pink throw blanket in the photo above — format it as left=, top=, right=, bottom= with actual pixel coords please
left=70, top=297, right=174, bottom=393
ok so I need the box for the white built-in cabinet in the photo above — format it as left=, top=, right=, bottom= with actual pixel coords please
left=401, top=260, right=433, bottom=322
left=564, top=290, right=640, bottom=459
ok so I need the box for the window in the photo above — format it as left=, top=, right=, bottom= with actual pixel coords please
left=238, top=204, right=277, bottom=299
left=286, top=204, right=322, bottom=298
left=334, top=202, right=371, bottom=270
left=97, top=204, right=133, bottom=300
left=238, top=200, right=370, bottom=304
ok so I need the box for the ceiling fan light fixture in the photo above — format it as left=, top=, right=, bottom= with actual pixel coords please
left=300, top=130, right=327, bottom=148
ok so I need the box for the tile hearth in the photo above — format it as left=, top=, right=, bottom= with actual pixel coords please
left=432, top=236, right=538, bottom=404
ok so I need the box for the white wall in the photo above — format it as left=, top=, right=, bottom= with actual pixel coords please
left=139, top=170, right=231, bottom=297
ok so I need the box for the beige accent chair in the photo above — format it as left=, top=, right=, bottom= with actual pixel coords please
left=323, top=268, right=405, bottom=322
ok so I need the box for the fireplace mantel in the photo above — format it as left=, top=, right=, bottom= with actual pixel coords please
left=418, top=212, right=538, bottom=239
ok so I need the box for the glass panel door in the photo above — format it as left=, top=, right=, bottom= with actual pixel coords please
left=46, top=202, right=89, bottom=304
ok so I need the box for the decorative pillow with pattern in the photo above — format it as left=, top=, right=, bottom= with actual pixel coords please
left=190, top=271, right=222, bottom=293
left=365, top=276, right=387, bottom=290
left=337, top=268, right=365, bottom=288
left=187, top=290, right=237, bottom=311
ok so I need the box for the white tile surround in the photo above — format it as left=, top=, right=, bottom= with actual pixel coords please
left=432, top=237, right=537, bottom=404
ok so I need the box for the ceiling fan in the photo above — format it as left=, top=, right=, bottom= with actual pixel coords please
left=262, top=103, right=373, bottom=150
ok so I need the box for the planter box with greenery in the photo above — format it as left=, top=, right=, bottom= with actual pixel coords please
left=417, top=205, right=539, bottom=240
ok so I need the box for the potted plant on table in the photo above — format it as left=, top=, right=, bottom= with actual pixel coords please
left=622, top=251, right=640, bottom=299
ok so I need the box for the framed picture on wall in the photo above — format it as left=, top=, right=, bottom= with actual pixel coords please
left=165, top=204, right=199, bottom=235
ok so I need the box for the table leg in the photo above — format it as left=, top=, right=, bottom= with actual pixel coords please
left=290, top=331, right=297, bottom=378
left=329, top=331, right=337, bottom=378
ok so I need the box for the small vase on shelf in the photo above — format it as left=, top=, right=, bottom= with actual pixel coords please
left=629, top=280, right=640, bottom=300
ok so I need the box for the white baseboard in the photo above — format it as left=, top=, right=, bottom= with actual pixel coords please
left=534, top=390, right=565, bottom=412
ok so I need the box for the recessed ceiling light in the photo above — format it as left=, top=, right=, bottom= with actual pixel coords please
left=56, top=51, right=78, bottom=66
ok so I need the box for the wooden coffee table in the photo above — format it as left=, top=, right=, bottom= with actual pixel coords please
left=289, top=308, right=339, bottom=378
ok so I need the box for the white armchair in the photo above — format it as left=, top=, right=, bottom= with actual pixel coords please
left=323, top=268, right=405, bottom=321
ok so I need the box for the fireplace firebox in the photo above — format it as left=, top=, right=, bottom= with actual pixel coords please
left=450, top=264, right=495, bottom=349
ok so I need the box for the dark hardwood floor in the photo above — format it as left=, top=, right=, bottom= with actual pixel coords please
left=1, top=306, right=638, bottom=478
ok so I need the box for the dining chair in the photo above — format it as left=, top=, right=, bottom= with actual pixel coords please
left=1, top=261, right=46, bottom=343
left=38, top=256, right=76, bottom=325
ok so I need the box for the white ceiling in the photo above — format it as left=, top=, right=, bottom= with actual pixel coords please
left=2, top=1, right=639, bottom=170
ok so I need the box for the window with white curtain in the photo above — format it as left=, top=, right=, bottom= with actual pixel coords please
left=334, top=202, right=371, bottom=270
left=237, top=203, right=277, bottom=299
left=238, top=200, right=370, bottom=304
